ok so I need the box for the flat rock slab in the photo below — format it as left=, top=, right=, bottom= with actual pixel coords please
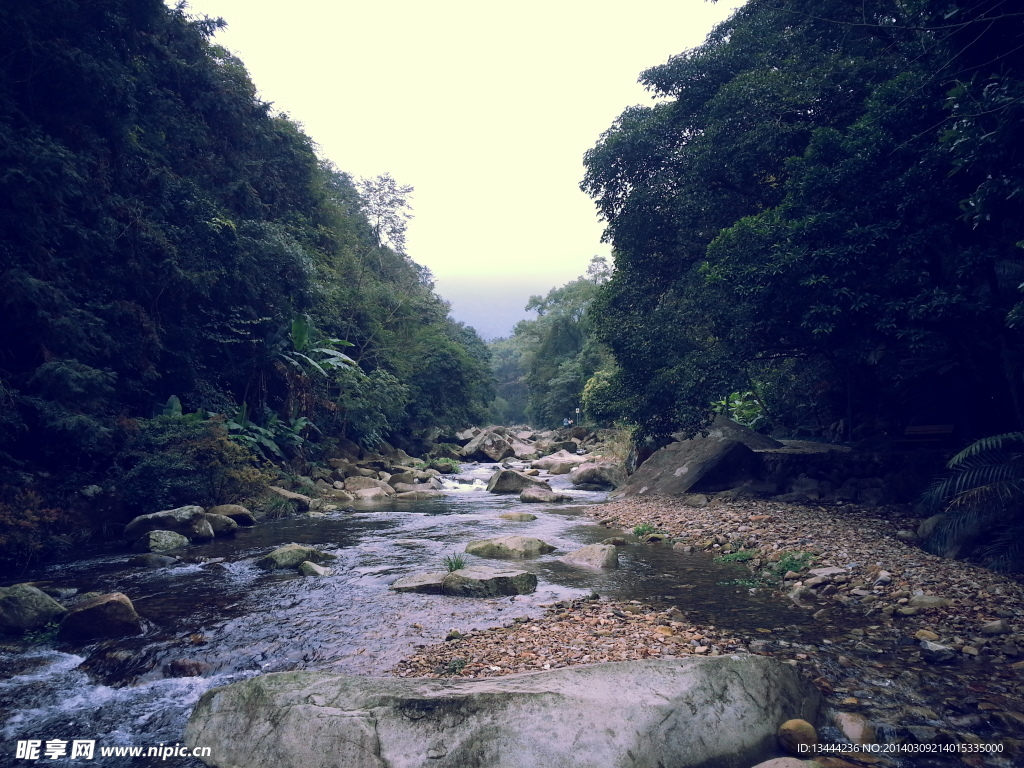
left=465, top=536, right=555, bottom=558
left=185, top=657, right=821, bottom=768
left=391, top=567, right=537, bottom=597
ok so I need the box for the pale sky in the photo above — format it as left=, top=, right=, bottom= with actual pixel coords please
left=177, top=0, right=743, bottom=338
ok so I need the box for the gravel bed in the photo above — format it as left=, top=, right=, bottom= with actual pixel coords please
left=392, top=495, right=1024, bottom=766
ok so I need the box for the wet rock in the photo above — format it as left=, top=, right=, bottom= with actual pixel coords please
left=561, top=544, right=618, bottom=569
left=486, top=469, right=551, bottom=494
left=164, top=659, right=212, bottom=677
left=604, top=537, right=630, bottom=546
left=298, top=561, right=332, bottom=577
left=131, top=529, right=189, bottom=553
left=919, top=640, right=956, bottom=663
left=441, top=566, right=538, bottom=597
left=187, top=657, right=821, bottom=768
left=207, top=504, right=257, bottom=526
left=499, top=512, right=538, bottom=521
left=123, top=504, right=215, bottom=541
left=520, top=486, right=571, bottom=503
left=465, top=536, right=556, bottom=558
left=0, top=584, right=68, bottom=634
left=57, top=592, right=142, bottom=642
left=777, top=718, right=818, bottom=755
left=256, top=544, right=337, bottom=571
left=205, top=514, right=241, bottom=536
left=390, top=572, right=448, bottom=594
left=128, top=553, right=179, bottom=568
left=395, top=490, right=446, bottom=500
left=834, top=712, right=875, bottom=744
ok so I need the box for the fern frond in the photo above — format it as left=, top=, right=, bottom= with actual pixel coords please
left=947, top=432, right=1024, bottom=468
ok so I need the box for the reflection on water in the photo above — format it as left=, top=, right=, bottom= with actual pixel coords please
left=0, top=461, right=809, bottom=765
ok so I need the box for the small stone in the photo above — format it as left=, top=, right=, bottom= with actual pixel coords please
left=777, top=718, right=817, bottom=755
left=980, top=619, right=1010, bottom=635
left=920, top=640, right=956, bottom=663
left=962, top=645, right=980, bottom=656
left=915, top=629, right=940, bottom=642
left=298, top=561, right=332, bottom=577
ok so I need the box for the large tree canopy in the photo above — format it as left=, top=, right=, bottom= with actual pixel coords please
left=582, top=0, right=1024, bottom=442
left=0, top=0, right=492, bottom=482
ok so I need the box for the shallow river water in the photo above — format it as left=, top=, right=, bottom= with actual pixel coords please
left=1, top=462, right=813, bottom=766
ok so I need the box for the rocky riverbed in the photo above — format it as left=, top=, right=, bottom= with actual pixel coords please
left=393, top=495, right=1024, bottom=767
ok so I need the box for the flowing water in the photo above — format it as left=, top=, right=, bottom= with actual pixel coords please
left=0, top=462, right=813, bottom=766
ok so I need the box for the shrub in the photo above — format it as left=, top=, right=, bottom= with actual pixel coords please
left=111, top=416, right=271, bottom=514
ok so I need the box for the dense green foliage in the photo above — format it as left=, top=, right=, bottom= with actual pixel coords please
left=0, top=0, right=492, bottom=561
left=582, top=0, right=1024, bottom=442
left=489, top=257, right=614, bottom=427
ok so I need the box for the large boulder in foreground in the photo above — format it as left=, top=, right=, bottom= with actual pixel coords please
left=390, top=566, right=537, bottom=597
left=465, top=536, right=555, bottom=558
left=0, top=584, right=68, bottom=634
left=123, top=505, right=215, bottom=542
left=185, top=657, right=821, bottom=768
left=614, top=437, right=763, bottom=498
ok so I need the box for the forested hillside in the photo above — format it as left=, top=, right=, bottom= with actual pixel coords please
left=489, top=257, right=614, bottom=427
left=582, top=0, right=1024, bottom=443
left=0, top=0, right=492, bottom=563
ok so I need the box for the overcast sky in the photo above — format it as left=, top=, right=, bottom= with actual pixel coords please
left=177, top=0, right=742, bottom=338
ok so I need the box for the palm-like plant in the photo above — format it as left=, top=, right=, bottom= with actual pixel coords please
left=921, top=432, right=1024, bottom=571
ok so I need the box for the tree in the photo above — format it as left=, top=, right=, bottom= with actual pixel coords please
left=356, top=172, right=414, bottom=255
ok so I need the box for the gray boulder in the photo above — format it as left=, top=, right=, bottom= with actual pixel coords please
left=462, top=429, right=515, bottom=462
left=702, top=415, right=784, bottom=450
left=204, top=514, right=239, bottom=536
left=256, top=544, right=338, bottom=571
left=123, top=505, right=215, bottom=542
left=267, top=486, right=320, bottom=512
left=486, top=469, right=551, bottom=494
left=531, top=450, right=586, bottom=471
left=57, top=592, right=142, bottom=642
left=614, top=437, right=763, bottom=498
left=206, top=504, right=257, bottom=526
left=561, top=544, right=618, bottom=569
left=519, top=487, right=572, bottom=503
left=185, top=657, right=821, bottom=768
left=131, top=529, right=189, bottom=553
left=569, top=461, right=626, bottom=489
left=344, top=477, right=396, bottom=495
left=0, top=584, right=68, bottom=634
left=395, top=490, right=446, bottom=500
left=440, top=566, right=538, bottom=597
left=465, top=536, right=555, bottom=558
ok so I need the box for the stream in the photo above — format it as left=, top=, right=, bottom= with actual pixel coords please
left=1, top=461, right=814, bottom=766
